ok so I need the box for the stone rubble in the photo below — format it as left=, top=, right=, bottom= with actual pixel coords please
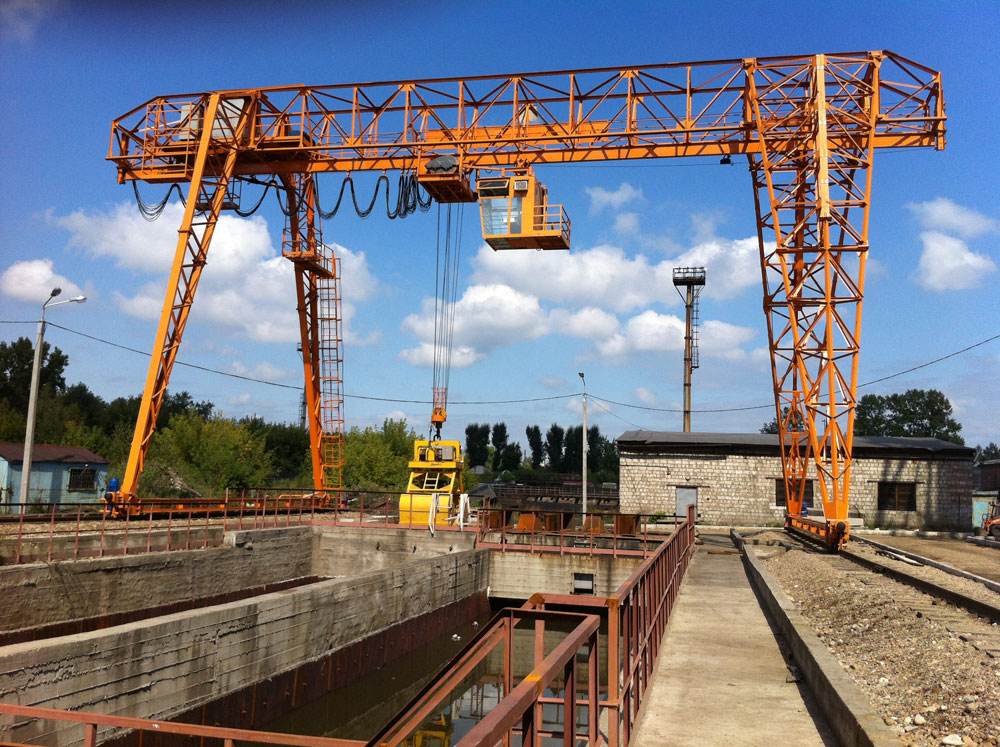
left=764, top=548, right=1000, bottom=747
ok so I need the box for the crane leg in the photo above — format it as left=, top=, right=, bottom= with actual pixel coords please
left=109, top=94, right=250, bottom=516
left=284, top=174, right=344, bottom=504
left=747, top=54, right=877, bottom=548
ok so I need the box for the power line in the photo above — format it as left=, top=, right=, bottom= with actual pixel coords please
left=589, top=396, right=647, bottom=430
left=8, top=320, right=998, bottom=414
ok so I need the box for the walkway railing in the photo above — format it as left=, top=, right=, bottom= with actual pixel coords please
left=0, top=702, right=364, bottom=747
left=370, top=503, right=696, bottom=747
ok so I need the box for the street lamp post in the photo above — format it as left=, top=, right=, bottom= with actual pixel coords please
left=579, top=371, right=587, bottom=520
left=19, top=288, right=86, bottom=513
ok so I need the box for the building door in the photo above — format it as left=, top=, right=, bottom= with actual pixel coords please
left=676, top=486, right=697, bottom=517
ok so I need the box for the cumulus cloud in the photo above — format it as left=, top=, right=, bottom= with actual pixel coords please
left=0, top=258, right=84, bottom=302
left=0, top=0, right=58, bottom=43
left=50, top=201, right=379, bottom=345
left=399, top=284, right=550, bottom=367
left=540, top=375, right=568, bottom=390
left=699, top=320, right=759, bottom=360
left=471, top=238, right=760, bottom=314
left=549, top=307, right=620, bottom=340
left=231, top=360, right=291, bottom=381
left=596, top=311, right=685, bottom=356
left=613, top=212, right=640, bottom=235
left=915, top=231, right=997, bottom=291
left=907, top=197, right=998, bottom=239
left=585, top=183, right=643, bottom=214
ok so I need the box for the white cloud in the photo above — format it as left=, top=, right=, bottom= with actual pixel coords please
left=51, top=201, right=380, bottom=345
left=399, top=284, right=549, bottom=366
left=585, top=183, right=643, bottom=214
left=597, top=311, right=685, bottom=356
left=635, top=386, right=659, bottom=406
left=231, top=360, right=291, bottom=381
left=916, top=231, right=997, bottom=291
left=540, top=375, right=567, bottom=390
left=549, top=307, right=620, bottom=340
left=613, top=212, right=640, bottom=235
left=907, top=198, right=998, bottom=239
left=0, top=259, right=84, bottom=302
left=471, top=238, right=760, bottom=313
left=0, top=0, right=57, bottom=43
left=700, top=320, right=759, bottom=360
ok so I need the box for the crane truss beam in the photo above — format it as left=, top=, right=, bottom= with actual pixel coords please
left=108, top=51, right=943, bottom=183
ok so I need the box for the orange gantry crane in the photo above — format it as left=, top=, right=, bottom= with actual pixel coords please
left=106, top=51, right=945, bottom=547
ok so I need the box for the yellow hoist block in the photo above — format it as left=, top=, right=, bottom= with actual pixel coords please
left=399, top=440, right=464, bottom=528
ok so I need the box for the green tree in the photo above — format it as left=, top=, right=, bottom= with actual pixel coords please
left=464, top=423, right=490, bottom=468
left=760, top=406, right=805, bottom=435
left=342, top=419, right=417, bottom=491
left=525, top=425, right=544, bottom=468
left=0, top=337, right=68, bottom=413
left=975, top=442, right=1000, bottom=464
left=490, top=423, right=509, bottom=471
left=544, top=423, right=564, bottom=470
left=146, top=411, right=273, bottom=497
left=499, top=442, right=523, bottom=473
left=563, top=425, right=582, bottom=474
left=854, top=389, right=964, bottom=445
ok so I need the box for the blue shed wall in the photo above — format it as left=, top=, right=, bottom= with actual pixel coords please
left=1, top=459, right=108, bottom=510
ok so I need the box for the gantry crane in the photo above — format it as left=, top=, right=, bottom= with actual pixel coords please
left=105, top=51, right=944, bottom=547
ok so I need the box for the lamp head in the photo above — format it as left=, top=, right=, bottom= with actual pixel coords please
left=578, top=372, right=585, bottom=379
left=71, top=295, right=86, bottom=303
left=49, top=287, right=61, bottom=298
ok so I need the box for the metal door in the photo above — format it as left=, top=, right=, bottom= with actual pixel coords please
left=675, top=486, right=698, bottom=517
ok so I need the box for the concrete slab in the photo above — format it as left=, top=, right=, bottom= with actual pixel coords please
left=632, top=533, right=837, bottom=746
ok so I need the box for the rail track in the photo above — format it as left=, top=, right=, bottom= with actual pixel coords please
left=759, top=528, right=1000, bottom=658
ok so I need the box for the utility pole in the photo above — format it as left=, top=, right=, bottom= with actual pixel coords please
left=20, top=288, right=86, bottom=512
left=579, top=371, right=587, bottom=519
left=672, top=268, right=706, bottom=432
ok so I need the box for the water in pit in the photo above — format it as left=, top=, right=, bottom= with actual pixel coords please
left=259, top=601, right=608, bottom=744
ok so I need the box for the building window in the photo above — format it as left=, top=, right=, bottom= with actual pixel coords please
left=68, top=468, right=96, bottom=491
left=877, top=481, right=916, bottom=511
left=774, top=479, right=813, bottom=508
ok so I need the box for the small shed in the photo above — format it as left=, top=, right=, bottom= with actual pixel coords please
left=0, top=442, right=109, bottom=511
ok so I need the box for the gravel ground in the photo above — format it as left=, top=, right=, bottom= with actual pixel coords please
left=765, top=548, right=1000, bottom=746
left=851, top=540, right=1000, bottom=606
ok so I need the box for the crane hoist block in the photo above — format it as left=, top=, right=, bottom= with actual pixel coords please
left=399, top=440, right=465, bottom=528
left=417, top=156, right=478, bottom=203
left=477, top=171, right=570, bottom=250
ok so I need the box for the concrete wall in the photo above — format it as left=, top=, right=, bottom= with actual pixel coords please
left=0, top=527, right=313, bottom=633
left=312, top=525, right=477, bottom=575
left=0, top=547, right=489, bottom=746
left=488, top=551, right=643, bottom=600
left=620, top=450, right=973, bottom=530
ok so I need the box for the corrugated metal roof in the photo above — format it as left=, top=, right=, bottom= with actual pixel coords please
left=616, top=430, right=974, bottom=456
left=0, top=442, right=109, bottom=464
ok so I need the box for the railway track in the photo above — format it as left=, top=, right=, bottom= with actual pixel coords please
left=768, top=528, right=1000, bottom=658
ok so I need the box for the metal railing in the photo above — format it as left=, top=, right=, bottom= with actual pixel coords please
left=476, top=507, right=685, bottom=557
left=0, top=702, right=364, bottom=747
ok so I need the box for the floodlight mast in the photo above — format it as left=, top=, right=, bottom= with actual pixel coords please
left=107, top=52, right=946, bottom=548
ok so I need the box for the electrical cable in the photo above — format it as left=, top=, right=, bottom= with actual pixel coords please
left=589, top=396, right=647, bottom=430
left=20, top=322, right=999, bottom=413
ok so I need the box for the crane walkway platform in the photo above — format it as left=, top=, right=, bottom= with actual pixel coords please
left=631, top=532, right=838, bottom=746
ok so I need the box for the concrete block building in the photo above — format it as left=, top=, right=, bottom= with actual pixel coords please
left=617, top=431, right=974, bottom=530
left=0, top=442, right=109, bottom=510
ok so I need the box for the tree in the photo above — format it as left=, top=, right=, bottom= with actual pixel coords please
left=342, top=419, right=418, bottom=491
left=974, top=442, right=1000, bottom=465
left=464, top=423, right=490, bottom=468
left=490, top=423, right=509, bottom=471
left=0, top=337, right=68, bottom=413
left=499, top=442, right=523, bottom=473
left=563, top=425, right=582, bottom=474
left=544, top=423, right=564, bottom=470
left=854, top=389, right=964, bottom=445
left=760, top=406, right=805, bottom=435
left=525, top=425, right=544, bottom=468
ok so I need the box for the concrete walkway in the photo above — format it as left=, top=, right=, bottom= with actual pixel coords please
left=632, top=533, right=837, bottom=746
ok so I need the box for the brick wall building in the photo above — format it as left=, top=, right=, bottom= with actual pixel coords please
left=617, top=431, right=974, bottom=530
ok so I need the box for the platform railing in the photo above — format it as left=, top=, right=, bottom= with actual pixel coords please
left=0, top=702, right=364, bottom=747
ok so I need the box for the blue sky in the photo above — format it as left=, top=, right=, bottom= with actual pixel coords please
left=0, top=0, right=997, bottom=451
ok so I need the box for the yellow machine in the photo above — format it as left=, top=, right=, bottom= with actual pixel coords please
left=399, top=440, right=464, bottom=528
left=477, top=169, right=570, bottom=251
